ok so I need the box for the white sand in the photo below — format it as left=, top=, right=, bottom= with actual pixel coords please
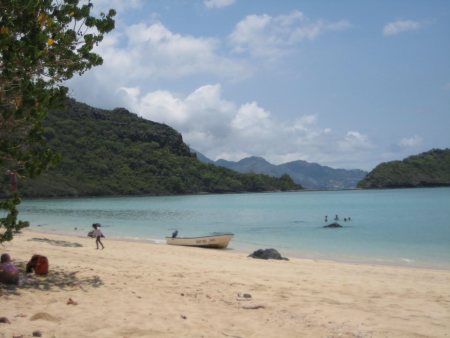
left=1, top=230, right=449, bottom=337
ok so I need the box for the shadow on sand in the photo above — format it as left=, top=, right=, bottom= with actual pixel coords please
left=0, top=261, right=103, bottom=297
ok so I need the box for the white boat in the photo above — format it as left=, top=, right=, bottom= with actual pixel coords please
left=165, top=233, right=234, bottom=249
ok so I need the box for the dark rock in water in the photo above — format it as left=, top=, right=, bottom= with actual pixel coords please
left=27, top=238, right=83, bottom=247
left=248, top=248, right=289, bottom=261
left=323, top=222, right=342, bottom=228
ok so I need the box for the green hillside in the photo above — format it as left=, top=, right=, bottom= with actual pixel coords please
left=357, top=149, right=450, bottom=189
left=0, top=99, right=302, bottom=198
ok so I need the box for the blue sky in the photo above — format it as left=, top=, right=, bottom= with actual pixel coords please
left=68, top=0, right=450, bottom=170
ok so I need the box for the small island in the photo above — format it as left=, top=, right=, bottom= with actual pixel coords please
left=358, top=149, right=450, bottom=189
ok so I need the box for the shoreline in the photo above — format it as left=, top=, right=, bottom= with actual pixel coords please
left=7, top=185, right=450, bottom=201
left=4, top=188, right=304, bottom=201
left=1, top=230, right=449, bottom=338
left=24, top=228, right=450, bottom=272
left=4, top=180, right=450, bottom=205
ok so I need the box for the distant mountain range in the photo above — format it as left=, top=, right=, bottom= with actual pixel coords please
left=358, top=148, right=450, bottom=188
left=191, top=150, right=367, bottom=189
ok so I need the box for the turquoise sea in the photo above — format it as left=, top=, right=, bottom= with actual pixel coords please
left=15, top=188, right=450, bottom=269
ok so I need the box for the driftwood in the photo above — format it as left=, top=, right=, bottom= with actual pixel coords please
left=242, top=305, right=265, bottom=310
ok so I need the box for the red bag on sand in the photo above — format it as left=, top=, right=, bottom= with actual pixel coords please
left=26, top=255, right=49, bottom=275
left=35, top=256, right=49, bottom=275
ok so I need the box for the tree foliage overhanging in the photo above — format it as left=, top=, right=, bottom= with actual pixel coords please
left=357, top=149, right=450, bottom=189
left=0, top=0, right=116, bottom=242
left=0, top=99, right=303, bottom=198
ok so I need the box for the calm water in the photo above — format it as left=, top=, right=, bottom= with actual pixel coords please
left=14, top=188, right=450, bottom=269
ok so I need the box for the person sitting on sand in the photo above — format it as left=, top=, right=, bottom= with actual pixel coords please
left=92, top=224, right=105, bottom=250
left=0, top=253, right=19, bottom=285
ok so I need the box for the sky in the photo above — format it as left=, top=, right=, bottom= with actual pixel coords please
left=67, top=0, right=450, bottom=171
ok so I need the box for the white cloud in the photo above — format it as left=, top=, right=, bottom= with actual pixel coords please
left=231, top=102, right=272, bottom=129
left=67, top=21, right=253, bottom=104
left=122, top=84, right=236, bottom=138
left=204, top=0, right=236, bottom=9
left=291, top=115, right=317, bottom=131
left=274, top=11, right=306, bottom=26
left=66, top=17, right=259, bottom=110
left=399, top=135, right=423, bottom=147
left=289, top=20, right=351, bottom=43
left=110, top=22, right=251, bottom=80
left=383, top=20, right=422, bottom=36
left=119, top=84, right=375, bottom=167
left=339, top=131, right=374, bottom=152
left=68, top=11, right=350, bottom=107
left=229, top=11, right=352, bottom=59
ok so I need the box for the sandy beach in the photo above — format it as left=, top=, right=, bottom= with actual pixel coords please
left=0, top=230, right=449, bottom=338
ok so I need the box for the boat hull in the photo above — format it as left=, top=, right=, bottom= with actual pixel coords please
left=165, top=234, right=234, bottom=249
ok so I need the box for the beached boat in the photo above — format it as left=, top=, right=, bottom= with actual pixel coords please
left=165, top=233, right=234, bottom=249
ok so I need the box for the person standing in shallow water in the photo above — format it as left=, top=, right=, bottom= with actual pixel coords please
left=325, top=216, right=328, bottom=222
left=92, top=224, right=105, bottom=250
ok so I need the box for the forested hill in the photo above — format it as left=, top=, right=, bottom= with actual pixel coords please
left=0, top=99, right=302, bottom=198
left=357, top=149, right=450, bottom=189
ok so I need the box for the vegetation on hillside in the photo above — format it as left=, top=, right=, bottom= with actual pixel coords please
left=357, top=149, right=450, bottom=188
left=0, top=99, right=302, bottom=198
